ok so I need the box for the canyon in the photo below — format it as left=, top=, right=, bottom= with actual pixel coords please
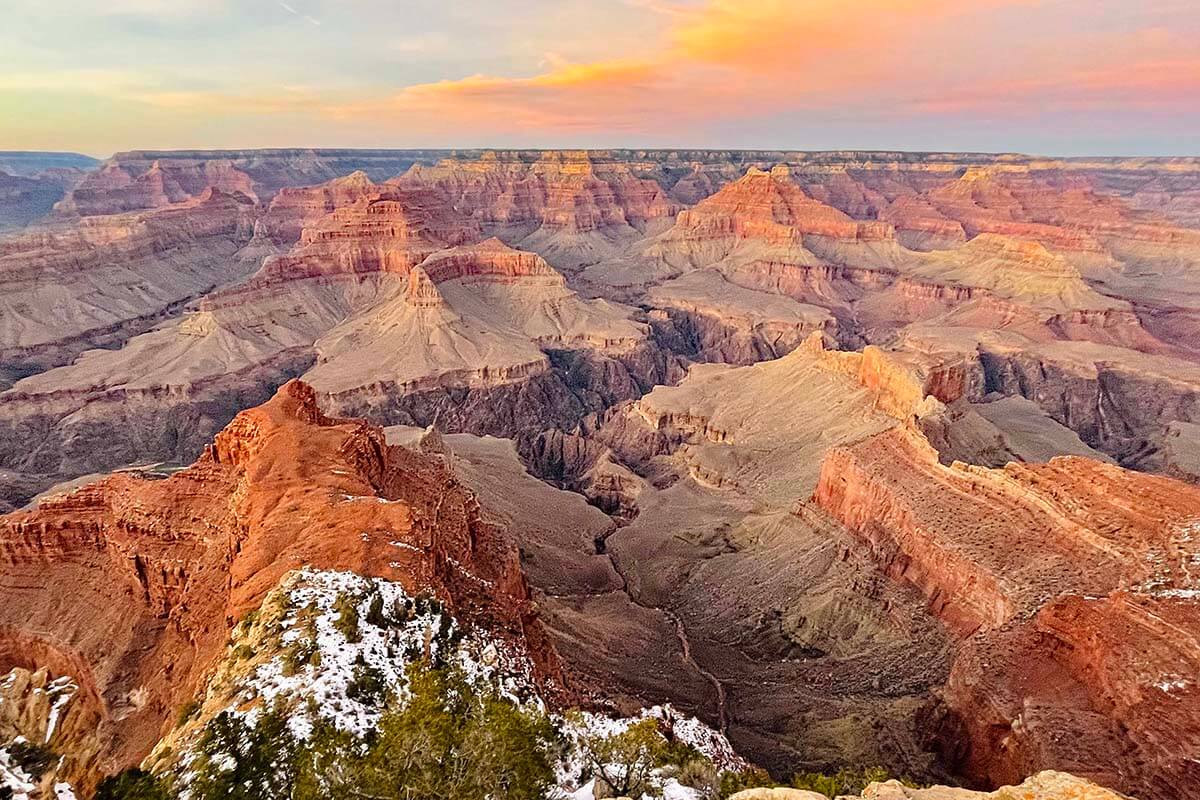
left=0, top=148, right=1198, bottom=799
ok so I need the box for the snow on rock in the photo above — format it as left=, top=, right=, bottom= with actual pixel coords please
left=205, top=568, right=539, bottom=740
left=0, top=669, right=80, bottom=800
left=158, top=568, right=742, bottom=800
left=0, top=741, right=39, bottom=800
left=552, top=705, right=745, bottom=798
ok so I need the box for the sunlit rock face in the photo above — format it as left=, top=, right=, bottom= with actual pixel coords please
left=0, top=149, right=1198, bottom=800
left=0, top=381, right=561, bottom=784
left=53, top=149, right=448, bottom=216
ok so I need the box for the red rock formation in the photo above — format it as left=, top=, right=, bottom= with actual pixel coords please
left=254, top=169, right=383, bottom=245
left=670, top=165, right=893, bottom=249
left=57, top=159, right=257, bottom=216
left=400, top=149, right=680, bottom=233
left=418, top=236, right=564, bottom=285
left=55, top=149, right=445, bottom=217
left=205, top=187, right=478, bottom=305
left=0, top=381, right=564, bottom=778
left=812, top=425, right=1200, bottom=799
left=0, top=189, right=258, bottom=368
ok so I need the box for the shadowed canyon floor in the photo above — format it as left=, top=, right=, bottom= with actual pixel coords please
left=1, top=149, right=1198, bottom=799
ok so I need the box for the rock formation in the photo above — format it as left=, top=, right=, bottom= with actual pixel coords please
left=1, top=148, right=1199, bottom=800
left=0, top=181, right=661, bottom=507
left=0, top=188, right=259, bottom=372
left=54, top=149, right=447, bottom=216
left=0, top=380, right=561, bottom=784
left=398, top=150, right=681, bottom=269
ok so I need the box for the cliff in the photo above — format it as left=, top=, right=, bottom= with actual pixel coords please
left=812, top=425, right=1200, bottom=798
left=0, top=380, right=563, bottom=782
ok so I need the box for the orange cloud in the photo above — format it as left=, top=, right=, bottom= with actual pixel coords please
left=671, top=0, right=955, bottom=70
left=197, top=0, right=1200, bottom=144
left=326, top=58, right=701, bottom=135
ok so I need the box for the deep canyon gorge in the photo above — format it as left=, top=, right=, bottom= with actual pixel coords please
left=0, top=147, right=1197, bottom=800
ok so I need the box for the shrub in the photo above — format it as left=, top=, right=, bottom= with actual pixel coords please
left=95, top=768, right=172, bottom=800
left=718, top=766, right=773, bottom=798
left=351, top=663, right=559, bottom=800
left=8, top=740, right=56, bottom=779
left=346, top=662, right=388, bottom=706
left=283, top=636, right=319, bottom=676
left=176, top=699, right=202, bottom=727
left=578, top=718, right=669, bottom=799
left=333, top=594, right=361, bottom=643
left=678, top=758, right=721, bottom=800
left=790, top=766, right=895, bottom=797
left=365, top=592, right=387, bottom=628
left=188, top=707, right=298, bottom=800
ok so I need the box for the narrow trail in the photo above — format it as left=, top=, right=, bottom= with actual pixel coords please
left=670, top=612, right=729, bottom=733
left=596, top=525, right=731, bottom=734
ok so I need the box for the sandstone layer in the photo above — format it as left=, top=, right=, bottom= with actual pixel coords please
left=0, top=381, right=562, bottom=783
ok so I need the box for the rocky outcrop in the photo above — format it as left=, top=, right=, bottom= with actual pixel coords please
left=253, top=169, right=384, bottom=245
left=0, top=186, right=660, bottom=509
left=0, top=380, right=563, bottom=783
left=231, top=186, right=478, bottom=292
left=848, top=771, right=1128, bottom=799
left=0, top=169, right=82, bottom=231
left=399, top=150, right=681, bottom=269
left=654, top=165, right=898, bottom=271
left=646, top=270, right=837, bottom=364
left=55, top=149, right=447, bottom=216
left=812, top=422, right=1200, bottom=799
left=0, top=666, right=105, bottom=796
left=0, top=189, right=259, bottom=371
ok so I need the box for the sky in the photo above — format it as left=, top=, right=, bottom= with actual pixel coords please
left=0, top=0, right=1197, bottom=157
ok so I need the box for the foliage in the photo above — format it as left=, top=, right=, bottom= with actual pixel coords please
left=350, top=663, right=560, bottom=800
left=677, top=758, right=720, bottom=800
left=577, top=718, right=669, bottom=799
left=95, top=768, right=172, bottom=800
left=346, top=659, right=388, bottom=706
left=290, top=719, right=357, bottom=800
left=176, top=698, right=202, bottom=726
left=333, top=594, right=361, bottom=643
left=179, top=662, right=557, bottom=800
left=718, top=766, right=773, bottom=798
left=7, top=740, right=56, bottom=779
left=365, top=591, right=388, bottom=628
left=187, top=707, right=299, bottom=800
left=790, top=766, right=894, bottom=797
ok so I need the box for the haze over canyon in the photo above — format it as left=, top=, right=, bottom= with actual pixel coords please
left=0, top=145, right=1197, bottom=800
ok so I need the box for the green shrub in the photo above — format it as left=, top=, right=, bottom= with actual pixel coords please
left=188, top=707, right=298, bottom=800
left=365, top=592, right=388, bottom=628
left=8, top=740, right=56, bottom=779
left=718, top=766, right=773, bottom=798
left=578, top=718, right=669, bottom=799
left=661, top=738, right=704, bottom=769
left=349, top=663, right=558, bottom=800
left=176, top=699, right=202, bottom=727
left=95, top=768, right=172, bottom=800
left=346, top=662, right=388, bottom=706
left=677, top=758, right=720, bottom=800
left=283, top=636, right=319, bottom=676
left=182, top=663, right=557, bottom=800
left=333, top=594, right=361, bottom=643
left=790, top=766, right=895, bottom=797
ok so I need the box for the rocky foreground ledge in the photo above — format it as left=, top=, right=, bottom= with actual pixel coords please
left=729, top=770, right=1126, bottom=799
